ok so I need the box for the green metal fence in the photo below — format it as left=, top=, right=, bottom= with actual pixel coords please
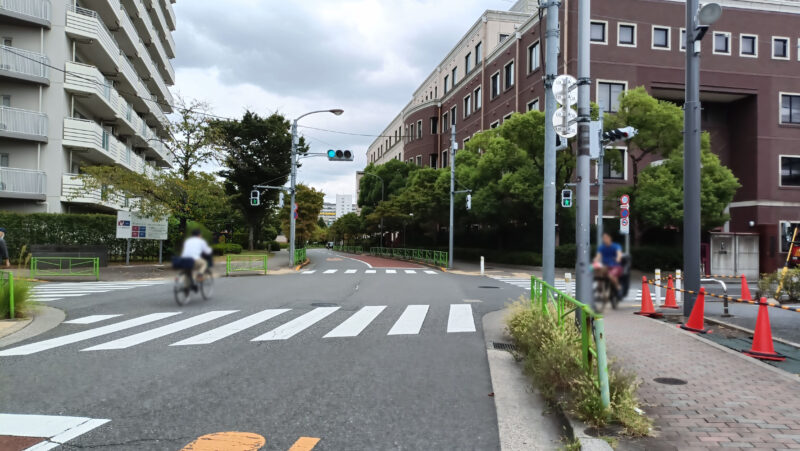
left=1, top=270, right=14, bottom=319
left=333, top=246, right=363, bottom=254
left=369, top=247, right=448, bottom=267
left=531, top=275, right=610, bottom=409
left=30, top=257, right=100, bottom=281
left=225, top=254, right=268, bottom=277
left=294, top=248, right=307, bottom=265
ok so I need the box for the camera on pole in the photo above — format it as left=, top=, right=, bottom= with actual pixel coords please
left=327, top=149, right=354, bottom=161
left=250, top=190, right=260, bottom=207
left=603, top=126, right=638, bottom=143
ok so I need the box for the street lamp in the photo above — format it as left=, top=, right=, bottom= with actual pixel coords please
left=289, top=109, right=344, bottom=266
left=361, top=172, right=385, bottom=248
left=404, top=213, right=414, bottom=248
left=683, top=2, right=721, bottom=315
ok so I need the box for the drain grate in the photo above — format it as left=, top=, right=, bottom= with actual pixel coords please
left=492, top=342, right=517, bottom=352
left=653, top=377, right=688, bottom=385
left=478, top=286, right=501, bottom=289
left=311, top=302, right=339, bottom=307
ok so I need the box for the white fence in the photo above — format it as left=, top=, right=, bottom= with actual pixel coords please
left=0, top=106, right=47, bottom=138
left=0, top=45, right=49, bottom=80
left=0, top=168, right=46, bottom=195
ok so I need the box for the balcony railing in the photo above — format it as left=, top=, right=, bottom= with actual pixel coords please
left=132, top=0, right=157, bottom=44
left=0, top=167, right=46, bottom=197
left=0, top=0, right=51, bottom=24
left=0, top=106, right=47, bottom=141
left=149, top=0, right=170, bottom=40
left=62, top=174, right=129, bottom=210
left=163, top=0, right=176, bottom=31
left=63, top=117, right=161, bottom=173
left=0, top=45, right=49, bottom=82
left=66, top=5, right=120, bottom=70
left=150, top=33, right=174, bottom=86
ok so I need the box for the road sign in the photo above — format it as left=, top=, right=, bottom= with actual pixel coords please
left=620, top=208, right=630, bottom=218
left=620, top=217, right=630, bottom=234
left=553, top=74, right=578, bottom=139
left=620, top=194, right=630, bottom=205
left=619, top=194, right=630, bottom=234
left=115, top=211, right=168, bottom=240
left=552, top=110, right=578, bottom=138
left=553, top=75, right=578, bottom=105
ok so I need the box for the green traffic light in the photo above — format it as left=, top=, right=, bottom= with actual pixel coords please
left=327, top=149, right=336, bottom=158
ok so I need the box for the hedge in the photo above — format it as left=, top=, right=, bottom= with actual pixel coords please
left=211, top=243, right=243, bottom=255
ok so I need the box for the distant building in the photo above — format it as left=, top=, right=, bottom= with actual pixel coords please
left=335, top=194, right=354, bottom=219
left=318, top=202, right=336, bottom=226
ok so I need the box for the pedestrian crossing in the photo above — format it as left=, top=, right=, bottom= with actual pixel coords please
left=30, top=281, right=166, bottom=303
left=489, top=276, right=645, bottom=302
left=0, top=304, right=478, bottom=357
left=301, top=269, right=438, bottom=275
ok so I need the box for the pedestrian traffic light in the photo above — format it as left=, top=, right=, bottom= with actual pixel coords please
left=603, top=126, right=638, bottom=143
left=278, top=191, right=284, bottom=208
left=466, top=194, right=472, bottom=211
left=561, top=189, right=573, bottom=208
left=327, top=149, right=353, bottom=161
left=250, top=189, right=260, bottom=207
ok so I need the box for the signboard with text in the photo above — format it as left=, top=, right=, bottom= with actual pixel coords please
left=115, top=211, right=168, bottom=240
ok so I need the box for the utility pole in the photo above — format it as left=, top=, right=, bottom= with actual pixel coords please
left=683, top=0, right=701, bottom=317
left=575, top=0, right=593, bottom=308
left=289, top=119, right=298, bottom=266
left=596, top=108, right=604, bottom=246
left=448, top=125, right=456, bottom=269
left=542, top=0, right=560, bottom=286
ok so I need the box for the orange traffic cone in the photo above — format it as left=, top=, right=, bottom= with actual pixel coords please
left=662, top=275, right=679, bottom=309
left=742, top=298, right=786, bottom=361
left=680, top=288, right=710, bottom=333
left=740, top=275, right=752, bottom=301
left=635, top=276, right=663, bottom=318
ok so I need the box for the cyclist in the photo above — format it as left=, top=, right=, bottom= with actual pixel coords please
left=594, top=232, right=623, bottom=295
left=181, top=229, right=213, bottom=283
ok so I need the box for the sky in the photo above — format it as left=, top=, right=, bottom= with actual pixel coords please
left=171, top=0, right=517, bottom=202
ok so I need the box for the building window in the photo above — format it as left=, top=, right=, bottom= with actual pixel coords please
left=490, top=121, right=499, bottom=129
left=504, top=61, right=514, bottom=90
left=443, top=112, right=449, bottom=132
left=503, top=113, right=513, bottom=122
left=773, top=37, right=789, bottom=59
left=598, top=81, right=626, bottom=113
left=452, top=67, right=458, bottom=87
left=442, top=150, right=448, bottom=167
left=590, top=21, right=607, bottom=43
left=1, top=95, right=9, bottom=107
left=528, top=41, right=540, bottom=72
left=444, top=75, right=449, bottom=94
left=740, top=34, right=757, bottom=57
left=474, top=86, right=482, bottom=110
left=0, top=153, right=8, bottom=167
left=652, top=26, right=670, bottom=49
left=499, top=33, right=509, bottom=44
left=430, top=154, right=437, bottom=168
left=602, top=148, right=626, bottom=180
left=680, top=28, right=686, bottom=51
left=527, top=98, right=540, bottom=111
left=781, top=221, right=800, bottom=252
left=465, top=53, right=472, bottom=73
left=2, top=37, right=12, bottom=46
left=417, top=120, right=422, bottom=139
left=450, top=106, right=457, bottom=126
left=431, top=117, right=438, bottom=134
left=410, top=123, right=415, bottom=140
left=618, top=23, right=636, bottom=46
left=463, top=137, right=470, bottom=149
left=416, top=155, right=422, bottom=166
left=713, top=32, right=731, bottom=55
left=781, top=156, right=800, bottom=187
left=464, top=94, right=472, bottom=117
left=475, top=42, right=482, bottom=64
left=781, top=94, right=800, bottom=124
left=491, top=72, right=500, bottom=98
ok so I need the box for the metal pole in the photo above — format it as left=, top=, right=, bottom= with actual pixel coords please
left=684, top=0, right=701, bottom=316
left=158, top=240, right=163, bottom=265
left=289, top=119, right=298, bottom=266
left=575, top=0, right=593, bottom=308
left=448, top=125, right=456, bottom=269
left=596, top=109, right=604, bottom=246
left=380, top=182, right=384, bottom=248
left=542, top=0, right=560, bottom=286
left=125, top=238, right=131, bottom=266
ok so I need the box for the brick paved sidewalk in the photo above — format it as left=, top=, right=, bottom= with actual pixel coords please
left=604, top=305, right=800, bottom=451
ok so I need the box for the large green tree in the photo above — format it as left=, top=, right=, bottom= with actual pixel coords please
left=279, top=184, right=324, bottom=246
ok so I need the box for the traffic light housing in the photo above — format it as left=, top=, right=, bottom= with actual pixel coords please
left=327, top=149, right=353, bottom=161
left=603, top=126, right=638, bottom=143
left=466, top=194, right=472, bottom=211
left=278, top=191, right=285, bottom=209
left=250, top=189, right=260, bottom=207
left=561, top=189, right=573, bottom=208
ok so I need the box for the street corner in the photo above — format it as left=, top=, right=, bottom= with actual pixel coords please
left=0, top=413, right=110, bottom=451
left=0, top=305, right=65, bottom=348
left=180, top=433, right=320, bottom=451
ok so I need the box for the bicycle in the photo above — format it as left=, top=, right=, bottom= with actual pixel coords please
left=172, top=256, right=214, bottom=306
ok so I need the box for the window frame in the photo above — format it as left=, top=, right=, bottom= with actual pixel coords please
left=651, top=26, right=671, bottom=50
left=772, top=36, right=790, bottom=60
left=590, top=20, right=608, bottom=45
left=442, top=112, right=449, bottom=132
left=490, top=71, right=500, bottom=99
left=416, top=120, right=422, bottom=139
left=475, top=42, right=482, bottom=65
left=526, top=98, right=540, bottom=112
left=463, top=137, right=470, bottom=148
left=504, top=60, right=515, bottom=91
left=474, top=86, right=482, bottom=110
left=739, top=34, right=758, bottom=58
left=490, top=120, right=500, bottom=129
left=450, top=106, right=457, bottom=126
left=465, top=52, right=472, bottom=74
left=779, top=221, right=800, bottom=252
left=779, top=155, right=800, bottom=187
left=451, top=66, right=458, bottom=87
left=441, top=149, right=448, bottom=168
left=416, top=155, right=422, bottom=167
left=409, top=123, right=415, bottom=141
left=463, top=94, right=472, bottom=118
left=599, top=147, right=628, bottom=180
left=679, top=28, right=686, bottom=52
left=502, top=112, right=513, bottom=122
left=443, top=74, right=449, bottom=94
left=0, top=152, right=9, bottom=167
left=430, top=117, right=438, bottom=135
left=780, top=92, right=800, bottom=125
left=618, top=22, right=637, bottom=47
left=712, top=31, right=731, bottom=55
left=596, top=79, right=629, bottom=113
left=528, top=40, right=541, bottom=73
left=499, top=33, right=510, bottom=44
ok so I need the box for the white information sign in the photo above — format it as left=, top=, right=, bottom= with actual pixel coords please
left=115, top=211, right=168, bottom=240
left=620, top=217, right=630, bottom=235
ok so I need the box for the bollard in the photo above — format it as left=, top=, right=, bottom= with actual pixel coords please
left=480, top=256, right=484, bottom=275
left=655, top=269, right=662, bottom=305
left=565, top=272, right=573, bottom=297
left=676, top=269, right=682, bottom=304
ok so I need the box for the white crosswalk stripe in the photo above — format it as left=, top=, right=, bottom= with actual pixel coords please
left=323, top=269, right=338, bottom=274
left=252, top=307, right=340, bottom=341
left=385, top=269, right=397, bottom=274
left=344, top=269, right=357, bottom=274
left=298, top=269, right=438, bottom=275
left=171, top=309, right=290, bottom=346
left=63, top=315, right=123, bottom=325
left=447, top=304, right=476, bottom=333
left=424, top=270, right=437, bottom=275
left=365, top=270, right=376, bottom=274
left=404, top=270, right=416, bottom=274
left=323, top=306, right=386, bottom=338
left=387, top=305, right=428, bottom=335
left=302, top=270, right=316, bottom=274
left=30, top=281, right=166, bottom=303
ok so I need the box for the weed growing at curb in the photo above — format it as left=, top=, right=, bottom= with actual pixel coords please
left=0, top=277, right=35, bottom=319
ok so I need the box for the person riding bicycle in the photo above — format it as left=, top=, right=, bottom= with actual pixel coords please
left=594, top=233, right=623, bottom=294
left=180, top=229, right=213, bottom=282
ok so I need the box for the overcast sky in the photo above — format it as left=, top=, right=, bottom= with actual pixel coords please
left=171, top=0, right=516, bottom=202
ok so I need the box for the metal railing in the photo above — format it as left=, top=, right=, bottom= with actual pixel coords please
left=0, top=45, right=49, bottom=80
left=294, top=248, right=307, bottom=265
left=0, top=106, right=47, bottom=138
left=0, top=167, right=46, bottom=196
left=1, top=270, right=14, bottom=319
left=531, top=275, right=610, bottom=409
left=62, top=174, right=129, bottom=209
left=333, top=246, right=363, bottom=254
left=31, top=257, right=100, bottom=281
left=0, top=0, right=51, bottom=22
left=369, top=247, right=448, bottom=267
left=225, top=255, right=268, bottom=277
left=66, top=5, right=119, bottom=67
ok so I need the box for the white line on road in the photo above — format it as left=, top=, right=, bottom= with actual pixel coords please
left=447, top=304, right=476, bottom=333
left=385, top=270, right=396, bottom=274
left=424, top=270, right=438, bottom=275
left=64, top=315, right=123, bottom=325
left=365, top=270, right=376, bottom=274
left=81, top=311, right=237, bottom=351
left=0, top=312, right=181, bottom=356
left=171, top=309, right=290, bottom=345
left=302, top=270, right=316, bottom=274
left=387, top=305, right=429, bottom=335
left=323, top=269, right=338, bottom=274
left=252, top=307, right=339, bottom=341
left=31, top=294, right=96, bottom=298
left=323, top=306, right=386, bottom=338
left=344, top=269, right=358, bottom=274
left=404, top=270, right=417, bottom=274
left=32, top=291, right=112, bottom=295
left=30, top=298, right=63, bottom=302
left=0, top=414, right=110, bottom=449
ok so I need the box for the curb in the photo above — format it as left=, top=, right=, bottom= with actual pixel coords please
left=294, top=258, right=311, bottom=271
left=0, top=306, right=65, bottom=348
left=704, top=316, right=800, bottom=350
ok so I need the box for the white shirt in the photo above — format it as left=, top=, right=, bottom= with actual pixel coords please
left=181, top=236, right=212, bottom=259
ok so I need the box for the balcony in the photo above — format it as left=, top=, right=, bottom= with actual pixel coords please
left=0, top=45, right=49, bottom=84
left=65, top=5, right=120, bottom=74
left=0, top=106, right=47, bottom=142
left=150, top=33, right=174, bottom=86
left=62, top=173, right=129, bottom=211
left=63, top=117, right=126, bottom=166
left=148, top=0, right=169, bottom=40
left=64, top=61, right=119, bottom=121
left=130, top=0, right=157, bottom=46
left=113, top=6, right=140, bottom=57
left=163, top=0, right=175, bottom=32
left=0, top=0, right=51, bottom=27
left=0, top=167, right=46, bottom=200
left=133, top=41, right=172, bottom=107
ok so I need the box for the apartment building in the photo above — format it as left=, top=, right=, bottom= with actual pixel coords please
left=365, top=0, right=800, bottom=272
left=0, top=0, right=176, bottom=213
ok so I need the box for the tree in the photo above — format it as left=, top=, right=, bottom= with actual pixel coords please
left=279, top=184, right=324, bottom=246
left=635, top=132, right=740, bottom=231
left=214, top=111, right=307, bottom=250
left=358, top=160, right=418, bottom=213
left=335, top=213, right=363, bottom=245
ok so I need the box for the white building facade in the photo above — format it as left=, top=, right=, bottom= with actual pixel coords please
left=335, top=194, right=353, bottom=219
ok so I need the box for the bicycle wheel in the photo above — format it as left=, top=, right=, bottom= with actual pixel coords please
left=593, top=279, right=609, bottom=313
left=174, top=273, right=192, bottom=306
left=200, top=269, right=214, bottom=300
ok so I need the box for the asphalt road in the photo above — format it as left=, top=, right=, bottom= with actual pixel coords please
left=0, top=249, right=528, bottom=450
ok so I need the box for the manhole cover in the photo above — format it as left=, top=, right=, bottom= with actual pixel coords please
left=311, top=302, right=338, bottom=307
left=478, top=286, right=500, bottom=289
left=492, top=342, right=517, bottom=351
left=653, top=377, right=688, bottom=385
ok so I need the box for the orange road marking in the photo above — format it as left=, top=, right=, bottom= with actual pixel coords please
left=181, top=432, right=265, bottom=451
left=287, top=437, right=320, bottom=451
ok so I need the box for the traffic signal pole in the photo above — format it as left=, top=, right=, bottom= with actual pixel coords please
left=289, top=118, right=298, bottom=266
left=542, top=0, right=560, bottom=286
left=596, top=109, right=604, bottom=247
left=575, top=0, right=593, bottom=308
left=684, top=0, right=702, bottom=316
left=449, top=125, right=456, bottom=269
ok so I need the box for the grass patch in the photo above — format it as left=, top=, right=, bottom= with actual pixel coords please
left=0, top=277, right=35, bottom=319
left=506, top=300, right=651, bottom=437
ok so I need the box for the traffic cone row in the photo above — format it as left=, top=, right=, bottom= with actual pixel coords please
left=741, top=298, right=786, bottom=361
left=635, top=276, right=663, bottom=318
left=680, top=288, right=711, bottom=333
left=662, top=275, right=679, bottom=309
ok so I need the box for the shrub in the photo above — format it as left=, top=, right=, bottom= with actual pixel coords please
left=267, top=241, right=281, bottom=252
left=555, top=244, right=576, bottom=268
left=758, top=268, right=800, bottom=301
left=0, top=277, right=34, bottom=319
left=630, top=245, right=683, bottom=272
left=211, top=243, right=243, bottom=256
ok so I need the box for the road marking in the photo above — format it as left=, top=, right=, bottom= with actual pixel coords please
left=252, top=307, right=340, bottom=341
left=323, top=306, right=386, bottom=338
left=404, top=270, right=417, bottom=274
left=365, top=270, right=376, bottom=274
left=82, top=311, right=237, bottom=351
left=31, top=293, right=93, bottom=298
left=447, top=304, right=476, bottom=333
left=64, top=315, right=123, bottom=325
left=424, top=270, right=437, bottom=275
left=323, top=269, right=338, bottom=274
left=387, top=305, right=429, bottom=335
left=180, top=432, right=266, bottom=451
left=344, top=269, right=357, bottom=274
left=385, top=269, right=396, bottom=274
left=0, top=312, right=181, bottom=356
left=172, top=309, right=290, bottom=346
left=302, top=270, right=316, bottom=274
left=0, top=414, right=110, bottom=451
left=30, top=298, right=63, bottom=302
left=288, top=437, right=321, bottom=451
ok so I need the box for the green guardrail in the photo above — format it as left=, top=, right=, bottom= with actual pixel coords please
left=369, top=247, right=448, bottom=267
left=294, top=248, right=307, bottom=265
left=531, top=275, right=610, bottom=410
left=1, top=270, right=14, bottom=319
left=225, top=254, right=268, bottom=277
left=30, top=257, right=100, bottom=281
left=333, top=246, right=363, bottom=254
